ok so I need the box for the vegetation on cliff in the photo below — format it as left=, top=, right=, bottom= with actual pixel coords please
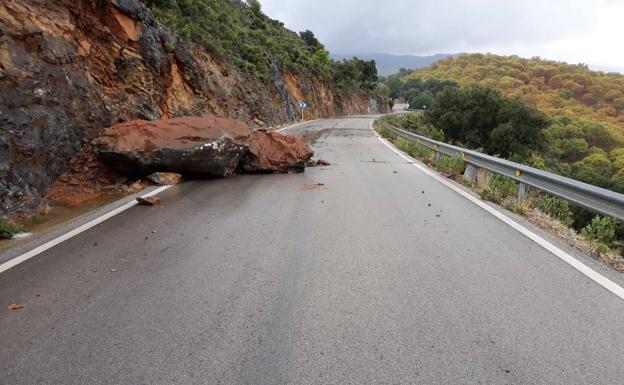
left=144, top=0, right=380, bottom=96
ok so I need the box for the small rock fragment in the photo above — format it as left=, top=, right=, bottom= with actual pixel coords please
left=147, top=172, right=182, bottom=185
left=307, top=159, right=331, bottom=167
left=126, top=181, right=146, bottom=193
left=8, top=303, right=25, bottom=311
left=136, top=196, right=160, bottom=206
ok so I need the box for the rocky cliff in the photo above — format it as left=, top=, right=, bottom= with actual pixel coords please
left=0, top=0, right=383, bottom=213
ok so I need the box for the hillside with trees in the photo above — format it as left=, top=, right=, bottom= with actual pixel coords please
left=405, top=54, right=624, bottom=139
left=386, top=54, right=624, bottom=195
left=144, top=0, right=381, bottom=95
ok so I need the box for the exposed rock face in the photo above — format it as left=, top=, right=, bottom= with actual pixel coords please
left=94, top=115, right=313, bottom=176
left=0, top=0, right=386, bottom=213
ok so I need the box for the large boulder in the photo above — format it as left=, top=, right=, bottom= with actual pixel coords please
left=243, top=130, right=314, bottom=173
left=93, top=115, right=313, bottom=176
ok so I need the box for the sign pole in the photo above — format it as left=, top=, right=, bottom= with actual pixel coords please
left=298, top=101, right=306, bottom=121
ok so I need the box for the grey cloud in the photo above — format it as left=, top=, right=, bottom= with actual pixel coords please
left=260, top=0, right=621, bottom=67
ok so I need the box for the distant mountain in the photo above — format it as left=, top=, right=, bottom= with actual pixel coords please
left=330, top=53, right=459, bottom=76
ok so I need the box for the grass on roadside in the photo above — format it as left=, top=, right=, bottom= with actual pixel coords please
left=0, top=218, right=25, bottom=240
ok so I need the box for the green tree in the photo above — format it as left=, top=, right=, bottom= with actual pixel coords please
left=571, top=153, right=613, bottom=187
left=425, top=85, right=547, bottom=159
left=488, top=97, right=548, bottom=159
left=408, top=93, right=434, bottom=110
left=385, top=77, right=403, bottom=99
left=425, top=85, right=503, bottom=149
left=299, top=30, right=324, bottom=52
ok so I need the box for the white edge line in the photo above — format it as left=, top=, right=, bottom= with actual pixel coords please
left=0, top=185, right=173, bottom=274
left=277, top=119, right=319, bottom=132
left=1, top=117, right=314, bottom=274
left=369, top=120, right=624, bottom=300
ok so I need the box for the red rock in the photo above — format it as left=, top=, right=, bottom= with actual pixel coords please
left=94, top=115, right=252, bottom=177
left=136, top=196, right=160, bottom=206
left=147, top=172, right=182, bottom=185
left=243, top=130, right=314, bottom=173
left=94, top=115, right=313, bottom=176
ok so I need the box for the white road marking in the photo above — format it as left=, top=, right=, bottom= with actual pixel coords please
left=0, top=118, right=318, bottom=275
left=277, top=119, right=319, bottom=132
left=0, top=185, right=172, bottom=274
left=370, top=120, right=624, bottom=300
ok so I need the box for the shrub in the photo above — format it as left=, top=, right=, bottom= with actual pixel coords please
left=376, top=125, right=394, bottom=139
left=0, top=218, right=24, bottom=240
left=480, top=174, right=517, bottom=204
left=436, top=154, right=466, bottom=176
left=387, top=113, right=444, bottom=141
left=581, top=216, right=617, bottom=246
left=531, top=194, right=574, bottom=226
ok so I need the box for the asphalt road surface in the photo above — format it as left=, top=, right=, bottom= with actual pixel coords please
left=2, top=117, right=624, bottom=385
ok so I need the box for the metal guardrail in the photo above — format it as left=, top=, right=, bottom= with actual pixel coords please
left=379, top=120, right=624, bottom=222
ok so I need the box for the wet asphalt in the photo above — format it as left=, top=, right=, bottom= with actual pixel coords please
left=1, top=117, right=624, bottom=385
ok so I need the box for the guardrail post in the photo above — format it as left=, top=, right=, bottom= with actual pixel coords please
left=463, top=164, right=478, bottom=183
left=434, top=151, right=441, bottom=162
left=518, top=182, right=528, bottom=205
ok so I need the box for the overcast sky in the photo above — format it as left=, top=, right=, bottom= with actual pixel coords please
left=260, top=0, right=624, bottom=72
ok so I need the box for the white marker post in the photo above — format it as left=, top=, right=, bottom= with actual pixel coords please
left=298, top=101, right=307, bottom=121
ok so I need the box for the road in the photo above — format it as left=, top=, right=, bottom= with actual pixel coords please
left=2, top=117, right=624, bottom=385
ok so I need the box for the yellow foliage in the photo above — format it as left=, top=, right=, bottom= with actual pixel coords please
left=406, top=53, right=624, bottom=141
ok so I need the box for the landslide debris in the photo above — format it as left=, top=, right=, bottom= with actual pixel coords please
left=93, top=115, right=313, bottom=176
left=0, top=0, right=384, bottom=214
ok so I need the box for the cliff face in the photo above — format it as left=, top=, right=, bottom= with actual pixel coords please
left=0, top=0, right=383, bottom=213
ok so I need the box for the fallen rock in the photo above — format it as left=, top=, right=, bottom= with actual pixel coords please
left=147, top=172, right=182, bottom=185
left=94, top=116, right=251, bottom=176
left=302, top=183, right=326, bottom=191
left=136, top=196, right=160, bottom=206
left=94, top=115, right=313, bottom=176
left=8, top=304, right=25, bottom=311
left=307, top=159, right=331, bottom=167
left=243, top=130, right=314, bottom=173
left=126, top=180, right=149, bottom=193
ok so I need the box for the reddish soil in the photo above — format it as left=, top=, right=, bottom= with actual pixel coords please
left=45, top=143, right=143, bottom=208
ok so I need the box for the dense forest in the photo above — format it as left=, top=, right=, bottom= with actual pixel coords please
left=143, top=0, right=382, bottom=96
